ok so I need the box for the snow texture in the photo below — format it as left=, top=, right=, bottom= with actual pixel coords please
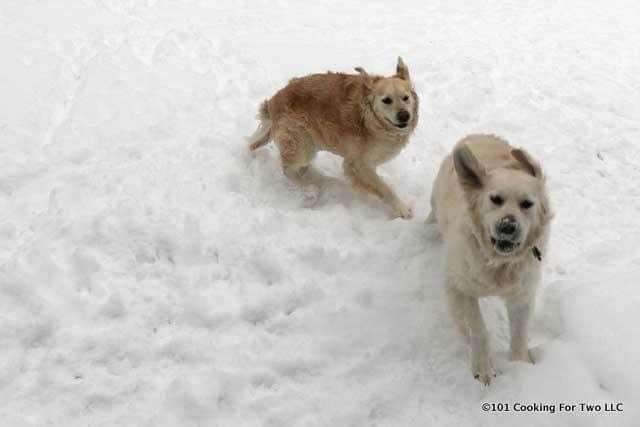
left=1, top=1, right=639, bottom=426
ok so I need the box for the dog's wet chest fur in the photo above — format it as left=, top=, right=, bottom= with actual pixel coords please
left=313, top=133, right=408, bottom=165
left=456, top=251, right=531, bottom=297
left=361, top=135, right=409, bottom=164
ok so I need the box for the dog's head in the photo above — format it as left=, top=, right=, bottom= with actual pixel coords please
left=454, top=143, right=551, bottom=259
left=356, top=57, right=418, bottom=132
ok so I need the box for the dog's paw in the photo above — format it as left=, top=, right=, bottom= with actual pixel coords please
left=471, top=355, right=495, bottom=386
left=472, top=367, right=496, bottom=386
left=394, top=203, right=413, bottom=219
left=300, top=184, right=320, bottom=207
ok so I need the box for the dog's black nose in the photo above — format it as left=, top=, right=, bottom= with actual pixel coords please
left=397, top=110, right=410, bottom=123
left=497, top=215, right=518, bottom=236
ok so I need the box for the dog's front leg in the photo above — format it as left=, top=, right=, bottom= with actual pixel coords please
left=343, top=160, right=412, bottom=219
left=504, top=287, right=535, bottom=363
left=446, top=285, right=493, bottom=385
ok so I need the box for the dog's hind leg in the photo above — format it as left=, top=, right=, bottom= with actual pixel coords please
left=425, top=210, right=436, bottom=224
left=274, top=125, right=317, bottom=184
left=425, top=181, right=439, bottom=224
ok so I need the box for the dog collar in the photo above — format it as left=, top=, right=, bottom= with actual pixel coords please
left=532, top=246, right=542, bottom=261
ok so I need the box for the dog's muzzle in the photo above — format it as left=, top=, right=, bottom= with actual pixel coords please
left=397, top=110, right=410, bottom=125
left=491, top=215, right=521, bottom=254
left=385, top=112, right=410, bottom=129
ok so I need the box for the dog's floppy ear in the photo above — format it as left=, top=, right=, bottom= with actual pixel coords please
left=355, top=66, right=374, bottom=90
left=511, top=148, right=542, bottom=179
left=454, top=143, right=486, bottom=190
left=395, top=57, right=410, bottom=81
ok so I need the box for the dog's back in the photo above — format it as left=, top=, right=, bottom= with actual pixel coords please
left=269, top=73, right=364, bottom=127
left=456, top=135, right=526, bottom=173
left=268, top=73, right=369, bottom=154
left=248, top=72, right=368, bottom=155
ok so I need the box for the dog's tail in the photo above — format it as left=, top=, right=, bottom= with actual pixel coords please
left=247, top=100, right=273, bottom=151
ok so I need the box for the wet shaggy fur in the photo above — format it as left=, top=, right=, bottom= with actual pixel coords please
left=429, top=134, right=552, bottom=385
left=248, top=57, right=419, bottom=218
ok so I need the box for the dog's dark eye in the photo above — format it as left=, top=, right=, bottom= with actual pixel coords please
left=382, top=97, right=392, bottom=104
left=520, top=200, right=534, bottom=209
left=402, top=95, right=409, bottom=101
left=490, top=195, right=504, bottom=206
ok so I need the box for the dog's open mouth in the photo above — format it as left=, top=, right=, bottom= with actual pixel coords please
left=385, top=118, right=408, bottom=129
left=491, top=237, right=520, bottom=254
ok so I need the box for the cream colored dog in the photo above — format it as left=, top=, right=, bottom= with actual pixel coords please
left=429, top=134, right=551, bottom=385
left=248, top=58, right=419, bottom=218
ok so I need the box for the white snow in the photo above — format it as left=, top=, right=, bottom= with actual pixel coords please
left=1, top=1, right=639, bottom=426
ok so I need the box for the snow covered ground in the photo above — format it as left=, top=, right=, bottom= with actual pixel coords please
left=1, top=0, right=639, bottom=425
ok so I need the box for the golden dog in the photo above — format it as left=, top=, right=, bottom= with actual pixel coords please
left=430, top=134, right=552, bottom=385
left=248, top=58, right=419, bottom=218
